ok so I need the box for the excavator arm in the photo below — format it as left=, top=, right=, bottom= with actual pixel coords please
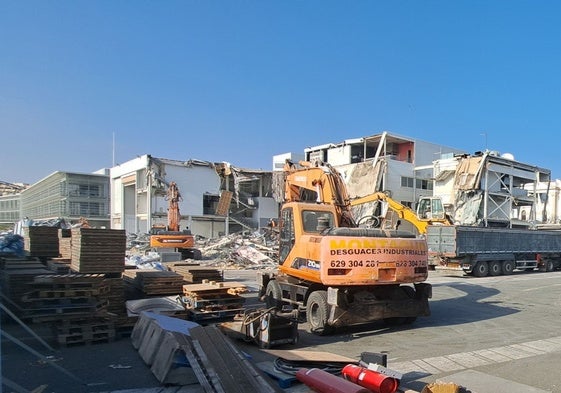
left=350, top=192, right=451, bottom=234
left=284, top=160, right=356, bottom=227
left=165, top=181, right=182, bottom=232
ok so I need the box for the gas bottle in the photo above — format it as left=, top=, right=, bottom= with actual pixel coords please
left=296, top=367, right=371, bottom=393
left=342, top=364, right=399, bottom=393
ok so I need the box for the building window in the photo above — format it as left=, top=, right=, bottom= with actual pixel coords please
left=203, top=194, right=220, bottom=215
left=416, top=179, right=434, bottom=191
left=401, top=177, right=414, bottom=188
left=401, top=176, right=433, bottom=190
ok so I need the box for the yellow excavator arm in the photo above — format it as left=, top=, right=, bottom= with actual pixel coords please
left=350, top=192, right=450, bottom=234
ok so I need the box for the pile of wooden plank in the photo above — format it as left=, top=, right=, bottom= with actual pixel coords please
left=23, top=226, right=59, bottom=259
left=122, top=269, right=185, bottom=296
left=70, top=228, right=126, bottom=274
left=181, top=281, right=247, bottom=322
left=165, top=263, right=223, bottom=284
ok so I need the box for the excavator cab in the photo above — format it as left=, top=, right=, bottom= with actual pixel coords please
left=416, top=196, right=446, bottom=221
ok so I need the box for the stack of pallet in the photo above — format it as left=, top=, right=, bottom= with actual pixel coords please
left=122, top=269, right=185, bottom=296
left=19, top=273, right=115, bottom=346
left=23, top=226, right=59, bottom=259
left=70, top=228, right=126, bottom=274
left=166, top=263, right=223, bottom=284
left=0, top=257, right=54, bottom=311
left=52, top=316, right=116, bottom=347
left=181, top=281, right=247, bottom=323
left=21, top=273, right=108, bottom=317
left=69, top=228, right=132, bottom=334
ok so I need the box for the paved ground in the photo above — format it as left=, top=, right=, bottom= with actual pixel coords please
left=3, top=268, right=561, bottom=392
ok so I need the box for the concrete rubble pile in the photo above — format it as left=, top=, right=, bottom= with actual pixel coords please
left=197, top=229, right=279, bottom=269
left=127, top=229, right=279, bottom=270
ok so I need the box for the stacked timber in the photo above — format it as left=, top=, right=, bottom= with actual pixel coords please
left=0, top=256, right=54, bottom=312
left=70, top=228, right=126, bottom=274
left=58, top=228, right=72, bottom=259
left=123, top=269, right=184, bottom=296
left=181, top=281, right=247, bottom=322
left=166, top=263, right=223, bottom=284
left=23, top=226, right=59, bottom=259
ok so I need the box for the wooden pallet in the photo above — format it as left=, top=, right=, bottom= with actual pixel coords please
left=256, top=361, right=298, bottom=389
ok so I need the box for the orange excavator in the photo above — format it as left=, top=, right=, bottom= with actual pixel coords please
left=149, top=181, right=201, bottom=260
left=258, top=160, right=431, bottom=335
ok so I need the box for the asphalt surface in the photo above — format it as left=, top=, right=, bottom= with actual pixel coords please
left=3, top=268, right=561, bottom=392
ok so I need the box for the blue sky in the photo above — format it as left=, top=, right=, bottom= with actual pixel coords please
left=2, top=1, right=561, bottom=184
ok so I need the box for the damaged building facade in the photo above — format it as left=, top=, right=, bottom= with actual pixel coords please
left=281, top=131, right=465, bottom=205
left=432, top=151, right=552, bottom=227
left=276, top=131, right=561, bottom=229
left=109, top=154, right=277, bottom=239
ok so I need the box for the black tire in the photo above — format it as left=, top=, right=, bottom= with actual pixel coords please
left=401, top=286, right=417, bottom=324
left=472, top=261, right=489, bottom=277
left=306, top=291, right=332, bottom=335
left=356, top=215, right=381, bottom=228
left=265, top=280, right=282, bottom=309
left=488, top=261, right=502, bottom=276
left=502, top=260, right=514, bottom=275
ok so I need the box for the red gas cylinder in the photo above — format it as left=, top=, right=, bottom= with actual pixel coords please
left=296, top=368, right=371, bottom=393
left=342, top=364, right=399, bottom=393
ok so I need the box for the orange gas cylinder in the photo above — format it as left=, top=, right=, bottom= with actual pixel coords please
left=342, top=364, right=399, bottom=393
left=296, top=368, right=371, bottom=393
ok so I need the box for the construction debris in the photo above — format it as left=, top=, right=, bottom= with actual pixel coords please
left=180, top=280, right=247, bottom=322
left=195, top=231, right=278, bottom=269
left=131, top=311, right=283, bottom=391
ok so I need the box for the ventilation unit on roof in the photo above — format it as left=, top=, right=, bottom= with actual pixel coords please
left=501, top=153, right=515, bottom=160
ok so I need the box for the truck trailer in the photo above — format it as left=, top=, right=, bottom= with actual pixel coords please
left=426, top=225, right=561, bottom=276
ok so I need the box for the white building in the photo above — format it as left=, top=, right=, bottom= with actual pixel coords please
left=303, top=131, right=466, bottom=208
left=110, top=154, right=278, bottom=238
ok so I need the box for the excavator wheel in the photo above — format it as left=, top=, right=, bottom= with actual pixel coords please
left=306, top=290, right=333, bottom=336
left=265, top=280, right=283, bottom=309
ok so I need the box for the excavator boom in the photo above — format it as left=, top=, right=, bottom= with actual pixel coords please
left=350, top=192, right=451, bottom=234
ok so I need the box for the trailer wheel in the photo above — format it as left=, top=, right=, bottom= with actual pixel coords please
left=502, top=260, right=514, bottom=275
left=472, top=261, right=489, bottom=277
left=306, top=291, right=332, bottom=335
left=488, top=261, right=502, bottom=276
left=265, top=280, right=283, bottom=309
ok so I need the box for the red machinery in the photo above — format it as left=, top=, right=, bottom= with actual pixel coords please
left=150, top=182, right=201, bottom=260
